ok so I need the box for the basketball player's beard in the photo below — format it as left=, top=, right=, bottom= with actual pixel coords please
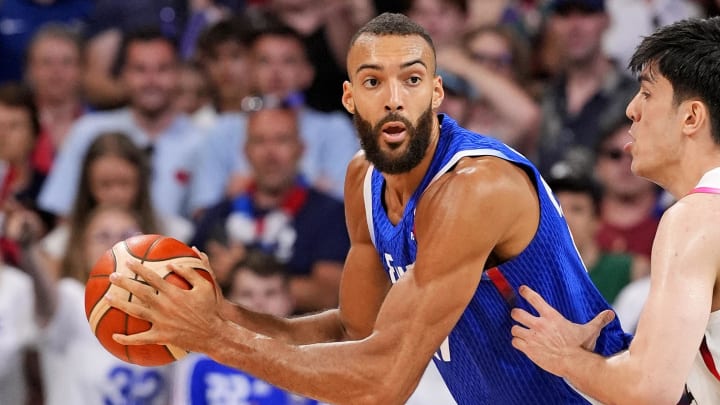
left=353, top=105, right=434, bottom=174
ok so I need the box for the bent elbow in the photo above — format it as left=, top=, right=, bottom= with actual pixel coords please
left=628, top=381, right=686, bottom=405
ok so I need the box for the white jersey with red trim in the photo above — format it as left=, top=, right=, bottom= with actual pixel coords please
left=686, top=167, right=720, bottom=404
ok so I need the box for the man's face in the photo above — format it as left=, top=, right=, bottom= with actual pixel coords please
left=342, top=34, right=443, bottom=174
left=595, top=124, right=656, bottom=198
left=229, top=269, right=293, bottom=317
left=252, top=35, right=313, bottom=100
left=556, top=191, right=597, bottom=249
left=121, top=40, right=179, bottom=118
left=204, top=40, right=251, bottom=103
left=625, top=68, right=685, bottom=182
left=551, top=9, right=608, bottom=66
left=27, top=36, right=81, bottom=103
left=0, top=103, right=34, bottom=163
left=407, top=0, right=466, bottom=47
left=244, top=109, right=303, bottom=194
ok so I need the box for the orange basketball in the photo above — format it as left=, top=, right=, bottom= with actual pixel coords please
left=84, top=234, right=214, bottom=366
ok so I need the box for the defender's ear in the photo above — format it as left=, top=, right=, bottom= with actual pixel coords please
left=342, top=81, right=355, bottom=115
left=682, top=99, right=709, bottom=138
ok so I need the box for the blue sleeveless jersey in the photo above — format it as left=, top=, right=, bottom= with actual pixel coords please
left=363, top=115, right=633, bottom=405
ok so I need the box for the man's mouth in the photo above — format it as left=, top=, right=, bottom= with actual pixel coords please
left=381, top=122, right=407, bottom=143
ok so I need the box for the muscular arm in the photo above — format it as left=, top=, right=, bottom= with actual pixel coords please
left=109, top=156, right=539, bottom=404
left=514, top=196, right=718, bottom=404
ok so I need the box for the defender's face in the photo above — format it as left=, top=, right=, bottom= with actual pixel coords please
left=625, top=68, right=684, bottom=182
left=342, top=34, right=444, bottom=174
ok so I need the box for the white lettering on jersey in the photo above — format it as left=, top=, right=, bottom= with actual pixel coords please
left=384, top=253, right=414, bottom=284
left=384, top=253, right=452, bottom=362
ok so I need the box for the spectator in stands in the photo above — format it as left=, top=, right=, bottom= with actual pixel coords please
left=37, top=132, right=192, bottom=281
left=174, top=61, right=215, bottom=130
left=404, top=0, right=469, bottom=49
left=0, top=83, right=50, bottom=267
left=191, top=107, right=349, bottom=313
left=38, top=28, right=203, bottom=220
left=548, top=173, right=649, bottom=304
left=25, top=24, right=87, bottom=175
left=31, top=205, right=174, bottom=405
left=195, top=15, right=254, bottom=114
left=437, top=24, right=540, bottom=153
left=189, top=20, right=358, bottom=212
left=81, top=0, right=239, bottom=108
left=258, top=0, right=375, bottom=112
left=594, top=117, right=662, bottom=260
left=0, top=0, right=92, bottom=84
left=0, top=257, right=36, bottom=405
left=536, top=0, right=637, bottom=176
left=173, top=249, right=319, bottom=404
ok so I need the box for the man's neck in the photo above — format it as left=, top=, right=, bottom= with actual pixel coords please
left=252, top=183, right=296, bottom=212
left=131, top=108, right=176, bottom=138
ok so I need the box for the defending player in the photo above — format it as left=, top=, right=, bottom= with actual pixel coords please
left=511, top=16, right=720, bottom=404
left=106, top=13, right=630, bottom=404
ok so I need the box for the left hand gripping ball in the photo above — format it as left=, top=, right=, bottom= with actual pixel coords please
left=84, top=234, right=214, bottom=366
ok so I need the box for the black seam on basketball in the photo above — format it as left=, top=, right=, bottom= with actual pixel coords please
left=88, top=249, right=119, bottom=318
left=142, top=236, right=165, bottom=264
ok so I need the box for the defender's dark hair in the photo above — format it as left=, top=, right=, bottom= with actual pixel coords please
left=349, top=12, right=436, bottom=69
left=629, top=17, right=720, bottom=144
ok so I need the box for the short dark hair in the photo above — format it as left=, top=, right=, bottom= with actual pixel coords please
left=629, top=17, right=720, bottom=144
left=349, top=12, right=436, bottom=71
left=547, top=174, right=603, bottom=216
left=116, top=27, right=178, bottom=73
left=0, top=83, right=40, bottom=137
left=197, top=15, right=253, bottom=60
left=403, top=0, right=468, bottom=15
left=222, top=248, right=288, bottom=296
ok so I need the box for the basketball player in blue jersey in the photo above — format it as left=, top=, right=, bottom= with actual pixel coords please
left=105, top=12, right=631, bottom=404
left=511, top=17, right=720, bottom=404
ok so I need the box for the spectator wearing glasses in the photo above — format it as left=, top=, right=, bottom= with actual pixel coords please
left=594, top=118, right=663, bottom=260
left=437, top=24, right=540, bottom=153
left=535, top=0, right=637, bottom=176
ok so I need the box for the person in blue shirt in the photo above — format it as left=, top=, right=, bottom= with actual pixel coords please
left=106, top=12, right=630, bottom=404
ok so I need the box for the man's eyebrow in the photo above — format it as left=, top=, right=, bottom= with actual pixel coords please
left=356, top=63, right=382, bottom=75
left=355, top=59, right=427, bottom=75
left=401, top=59, right=426, bottom=70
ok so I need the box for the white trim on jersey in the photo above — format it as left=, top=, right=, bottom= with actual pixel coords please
left=428, top=149, right=511, bottom=186
left=363, top=164, right=376, bottom=248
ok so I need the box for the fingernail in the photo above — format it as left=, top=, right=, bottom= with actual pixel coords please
left=109, top=273, right=118, bottom=282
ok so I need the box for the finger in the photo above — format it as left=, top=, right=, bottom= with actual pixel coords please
left=104, top=290, right=154, bottom=322
left=510, top=308, right=539, bottom=328
left=109, top=269, right=158, bottom=301
left=167, top=262, right=212, bottom=289
left=511, top=335, right=528, bottom=353
left=510, top=324, right=532, bottom=340
left=125, top=261, right=172, bottom=294
left=192, top=246, right=212, bottom=268
left=518, top=285, right=561, bottom=318
left=588, top=309, right=616, bottom=330
left=112, top=330, right=159, bottom=346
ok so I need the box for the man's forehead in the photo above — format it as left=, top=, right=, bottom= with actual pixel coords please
left=348, top=34, right=433, bottom=68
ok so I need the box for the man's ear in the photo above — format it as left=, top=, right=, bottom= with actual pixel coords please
left=342, top=81, right=355, bottom=114
left=682, top=99, right=709, bottom=138
left=432, top=75, right=445, bottom=111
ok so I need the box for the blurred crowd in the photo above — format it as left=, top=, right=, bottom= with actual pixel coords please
left=0, top=0, right=717, bottom=404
